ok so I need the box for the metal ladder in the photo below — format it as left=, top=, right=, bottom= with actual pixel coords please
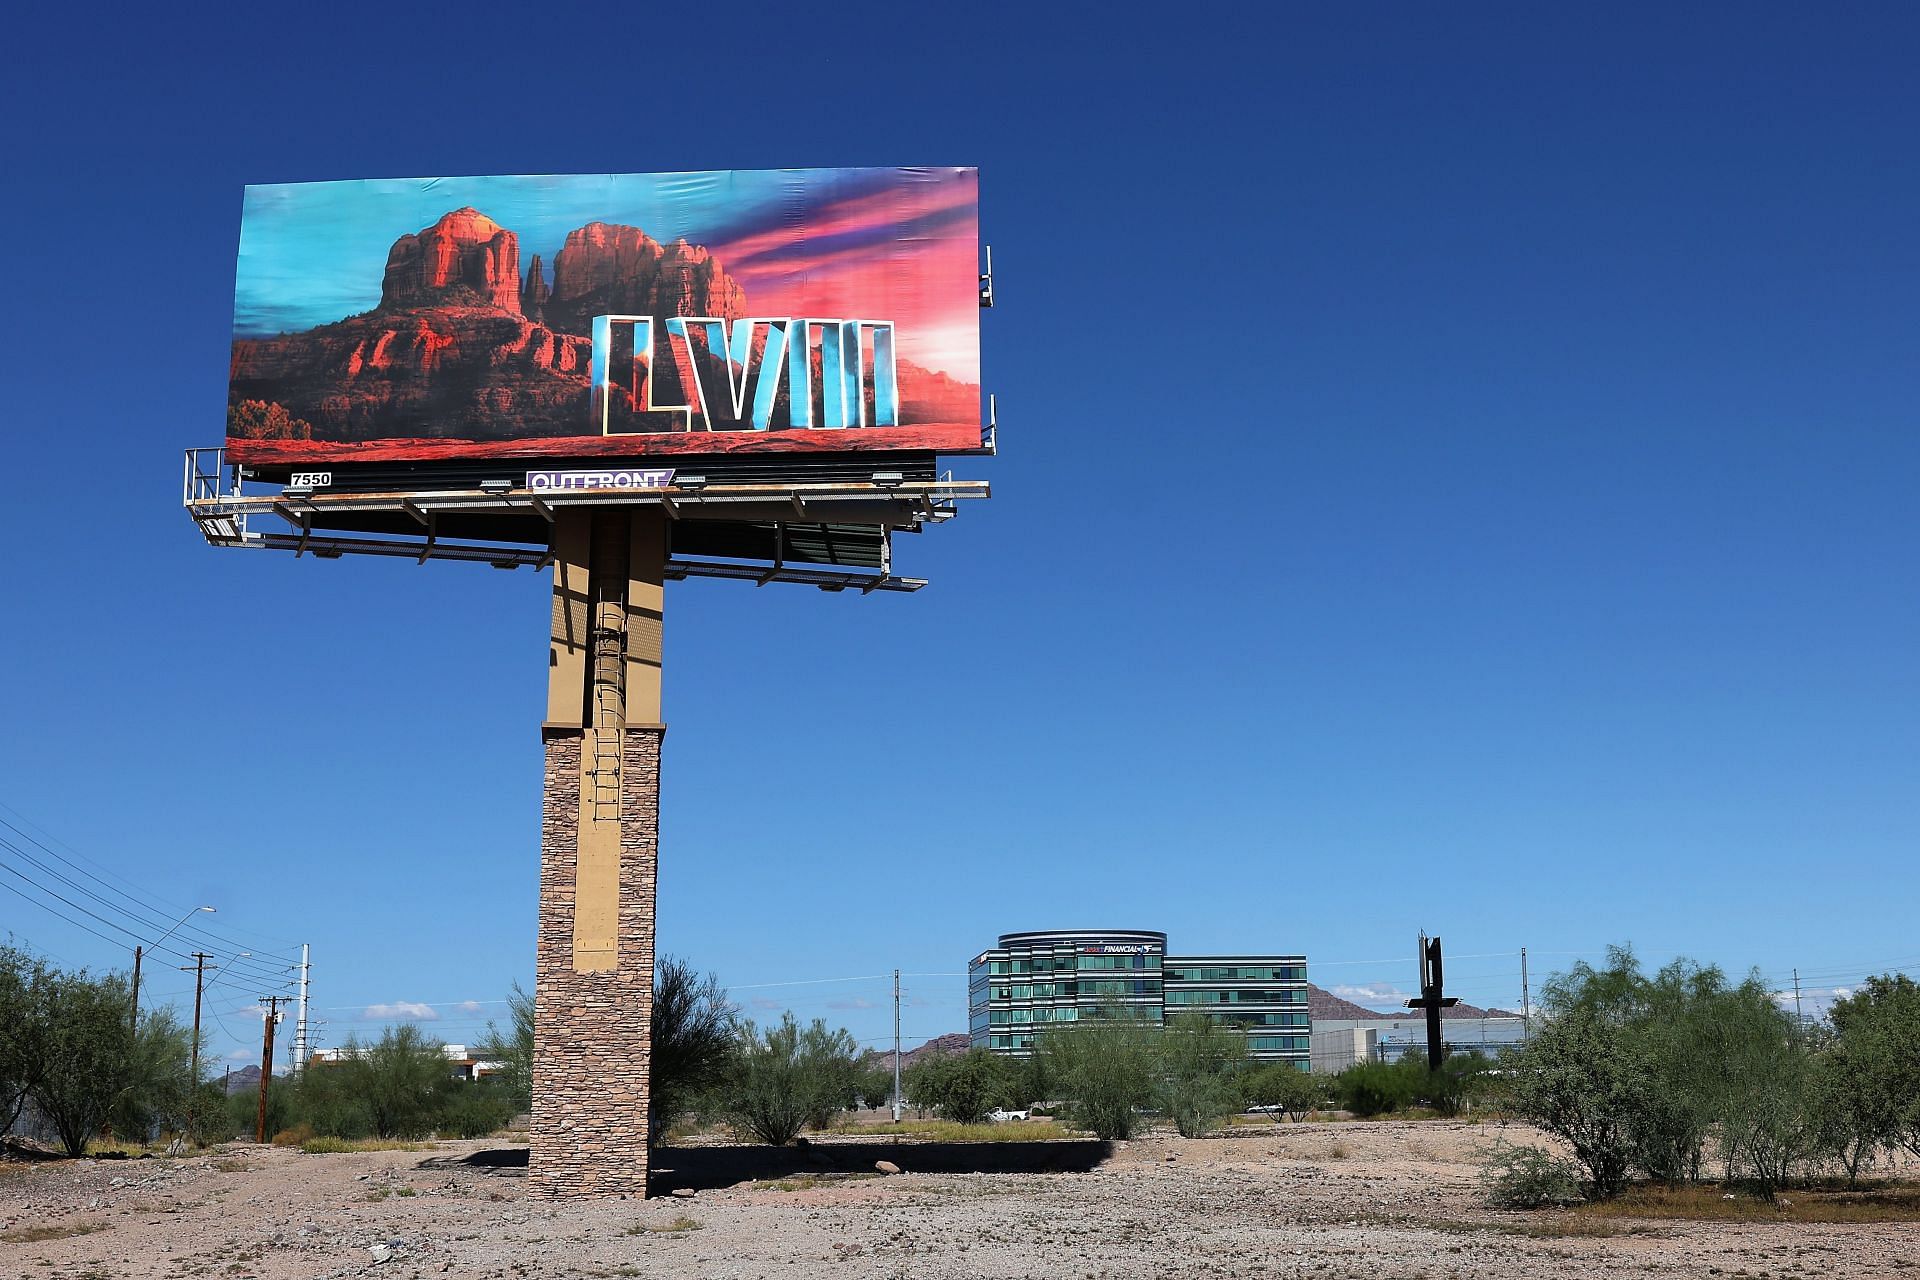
left=586, top=599, right=627, bottom=822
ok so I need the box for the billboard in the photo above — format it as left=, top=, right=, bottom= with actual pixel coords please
left=226, top=168, right=981, bottom=466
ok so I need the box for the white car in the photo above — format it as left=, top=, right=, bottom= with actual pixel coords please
left=987, top=1108, right=1030, bottom=1122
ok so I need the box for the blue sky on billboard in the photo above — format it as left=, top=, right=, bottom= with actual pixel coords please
left=1, top=4, right=1917, bottom=1065
left=234, top=169, right=914, bottom=330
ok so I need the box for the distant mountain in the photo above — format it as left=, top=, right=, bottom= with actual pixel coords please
left=867, top=1032, right=970, bottom=1074
left=221, top=1063, right=266, bottom=1095
left=1308, top=983, right=1520, bottom=1021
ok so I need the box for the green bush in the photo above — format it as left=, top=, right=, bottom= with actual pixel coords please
left=1038, top=1013, right=1160, bottom=1141
left=649, top=958, right=739, bottom=1142
left=437, top=1080, right=516, bottom=1138
left=1155, top=1014, right=1248, bottom=1138
left=723, top=1013, right=860, bottom=1145
left=1335, top=1057, right=1425, bottom=1117
left=227, top=1074, right=298, bottom=1140
left=1427, top=1051, right=1496, bottom=1117
left=472, top=983, right=532, bottom=1115
left=1819, top=975, right=1920, bottom=1184
left=33, top=968, right=140, bottom=1156
left=905, top=1048, right=1015, bottom=1125
left=1480, top=1142, right=1585, bottom=1208
left=853, top=1056, right=896, bottom=1112
left=287, top=1059, right=370, bottom=1139
left=1506, top=945, right=1836, bottom=1198
left=1241, top=1062, right=1321, bottom=1121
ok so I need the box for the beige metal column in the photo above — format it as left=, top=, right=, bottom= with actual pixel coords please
left=531, top=506, right=667, bottom=1197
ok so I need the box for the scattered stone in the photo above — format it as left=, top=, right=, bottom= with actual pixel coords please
left=367, top=1243, right=394, bottom=1264
left=671, top=1188, right=697, bottom=1199
left=874, top=1161, right=901, bottom=1175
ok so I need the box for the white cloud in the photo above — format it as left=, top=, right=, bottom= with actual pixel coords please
left=457, top=1000, right=485, bottom=1014
left=1332, top=983, right=1412, bottom=1006
left=827, top=997, right=877, bottom=1011
left=364, top=1001, right=439, bottom=1021
left=749, top=998, right=782, bottom=1012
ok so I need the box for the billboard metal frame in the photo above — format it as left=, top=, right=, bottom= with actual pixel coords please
left=183, top=447, right=986, bottom=592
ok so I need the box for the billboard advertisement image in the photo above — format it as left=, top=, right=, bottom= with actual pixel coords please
left=226, top=167, right=981, bottom=466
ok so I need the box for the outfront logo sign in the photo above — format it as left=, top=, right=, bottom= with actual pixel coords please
left=525, top=469, right=675, bottom=492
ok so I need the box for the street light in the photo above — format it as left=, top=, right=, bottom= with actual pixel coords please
left=132, top=906, right=214, bottom=1028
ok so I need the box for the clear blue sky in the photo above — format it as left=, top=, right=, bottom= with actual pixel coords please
left=2, top=4, right=1916, bottom=1070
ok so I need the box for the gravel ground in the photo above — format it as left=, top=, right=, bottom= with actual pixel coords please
left=4, top=1119, right=1918, bottom=1279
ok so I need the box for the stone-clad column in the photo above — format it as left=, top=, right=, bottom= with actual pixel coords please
left=530, top=509, right=665, bottom=1198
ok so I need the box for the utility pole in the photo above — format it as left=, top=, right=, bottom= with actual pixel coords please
left=1520, top=947, right=1531, bottom=1041
left=180, top=953, right=214, bottom=1087
left=292, top=944, right=311, bottom=1077
left=1404, top=934, right=1459, bottom=1073
left=1793, top=968, right=1804, bottom=1032
left=255, top=995, right=286, bottom=1143
left=891, top=969, right=903, bottom=1123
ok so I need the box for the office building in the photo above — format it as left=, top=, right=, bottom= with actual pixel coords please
left=969, top=929, right=1309, bottom=1069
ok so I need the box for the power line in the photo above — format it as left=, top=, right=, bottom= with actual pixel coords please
left=0, top=838, right=294, bottom=984
left=0, top=803, right=302, bottom=961
left=0, top=834, right=295, bottom=987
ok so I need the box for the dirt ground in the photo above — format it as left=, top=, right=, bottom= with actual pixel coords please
left=4, top=1119, right=1917, bottom=1279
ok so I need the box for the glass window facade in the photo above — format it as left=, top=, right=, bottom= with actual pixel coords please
left=970, top=934, right=1308, bottom=1065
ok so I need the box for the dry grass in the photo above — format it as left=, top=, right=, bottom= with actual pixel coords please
left=0, top=1220, right=106, bottom=1244
left=626, top=1215, right=702, bottom=1234
left=766, top=1173, right=880, bottom=1192
left=826, top=1119, right=1071, bottom=1142
left=1578, top=1183, right=1920, bottom=1225
left=300, top=1136, right=429, bottom=1154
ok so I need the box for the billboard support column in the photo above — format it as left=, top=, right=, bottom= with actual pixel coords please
left=531, top=507, right=665, bottom=1197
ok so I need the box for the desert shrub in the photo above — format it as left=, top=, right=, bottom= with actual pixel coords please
left=438, top=1080, right=516, bottom=1138
left=1038, top=1012, right=1160, bottom=1141
left=1512, top=945, right=1842, bottom=1196
left=1480, top=1142, right=1585, bottom=1208
left=723, top=1014, right=860, bottom=1145
left=1241, top=1062, right=1321, bottom=1121
left=1335, top=1057, right=1424, bottom=1117
left=853, top=1055, right=896, bottom=1112
left=1504, top=1004, right=1648, bottom=1197
left=32, top=969, right=138, bottom=1156
left=1426, top=1051, right=1496, bottom=1117
left=1818, top=975, right=1920, bottom=1183
left=905, top=1048, right=1016, bottom=1125
left=110, top=1007, right=195, bottom=1142
left=286, top=1060, right=367, bottom=1139
left=271, top=1123, right=315, bottom=1147
left=649, top=958, right=739, bottom=1143
left=1155, top=1014, right=1248, bottom=1138
left=0, top=943, right=52, bottom=1136
left=472, top=983, right=533, bottom=1114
